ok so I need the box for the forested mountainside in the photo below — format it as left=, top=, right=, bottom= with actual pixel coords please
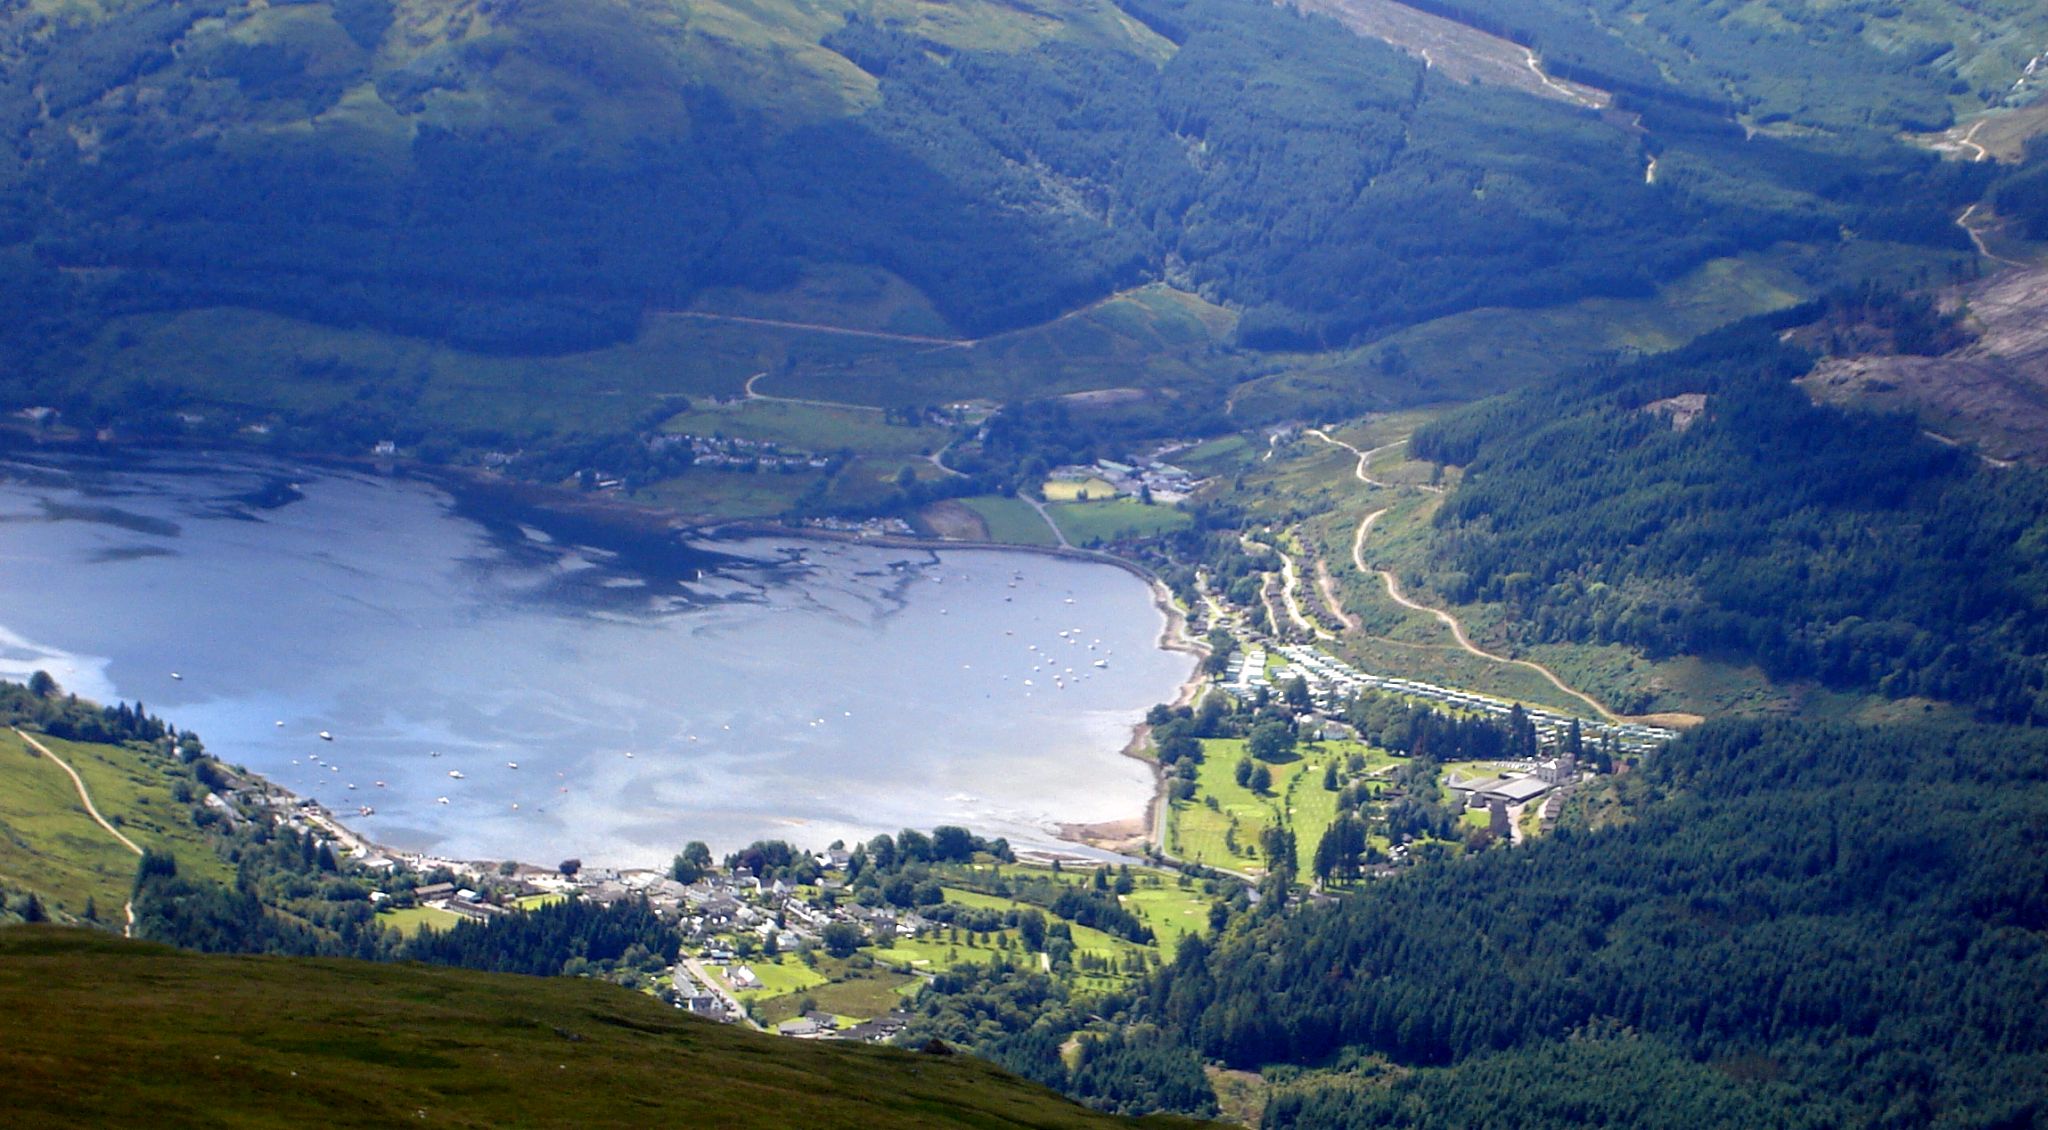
left=1378, top=0, right=2048, bottom=132
left=1120, top=717, right=2048, bottom=1126
left=1409, top=311, right=2048, bottom=722
left=0, top=0, right=2004, bottom=387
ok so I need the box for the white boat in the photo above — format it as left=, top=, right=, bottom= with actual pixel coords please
left=448, top=770, right=464, bottom=780
left=436, top=796, right=449, bottom=805
left=506, top=762, right=519, bottom=770
left=170, top=672, right=182, bottom=680
left=1093, top=659, right=1108, bottom=668
left=318, top=731, right=333, bottom=741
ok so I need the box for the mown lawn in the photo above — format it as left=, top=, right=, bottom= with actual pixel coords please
left=1169, top=739, right=1277, bottom=870
left=1048, top=498, right=1191, bottom=545
left=377, top=905, right=463, bottom=938
left=1042, top=477, right=1120, bottom=502
left=725, top=956, right=828, bottom=1000
left=1119, top=885, right=1210, bottom=957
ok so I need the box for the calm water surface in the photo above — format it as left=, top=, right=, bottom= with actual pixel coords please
left=0, top=451, right=1191, bottom=864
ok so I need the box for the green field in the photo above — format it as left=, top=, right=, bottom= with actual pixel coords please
left=725, top=957, right=828, bottom=1000
left=1043, top=477, right=1121, bottom=502
left=1048, top=499, right=1192, bottom=546
left=1167, top=738, right=1392, bottom=879
left=765, top=284, right=1244, bottom=409
left=958, top=495, right=1061, bottom=545
left=0, top=929, right=1183, bottom=1130
left=772, top=970, right=918, bottom=1024
left=1118, top=885, right=1211, bottom=957
left=1169, top=739, right=1279, bottom=871
left=0, top=729, right=233, bottom=919
left=1173, top=435, right=1256, bottom=476
left=871, top=931, right=1027, bottom=974
left=376, top=905, right=463, bottom=938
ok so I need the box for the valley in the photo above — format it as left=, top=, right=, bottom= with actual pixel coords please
left=4, top=0, right=2048, bottom=1125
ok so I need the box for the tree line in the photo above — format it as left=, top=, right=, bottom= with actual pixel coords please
left=1411, top=316, right=2048, bottom=722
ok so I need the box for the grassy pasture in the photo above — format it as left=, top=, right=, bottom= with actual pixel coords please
left=0, top=929, right=1173, bottom=1129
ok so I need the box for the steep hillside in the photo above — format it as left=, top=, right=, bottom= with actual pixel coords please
left=1408, top=316, right=2048, bottom=722
left=0, top=927, right=1206, bottom=1129
left=1142, top=718, right=2048, bottom=1126
left=0, top=0, right=1990, bottom=396
left=1798, top=256, right=2048, bottom=466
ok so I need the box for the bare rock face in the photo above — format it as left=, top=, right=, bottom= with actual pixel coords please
left=1642, top=393, right=1708, bottom=431
left=1801, top=267, right=2048, bottom=466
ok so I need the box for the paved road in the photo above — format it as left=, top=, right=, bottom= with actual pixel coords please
left=682, top=956, right=762, bottom=1030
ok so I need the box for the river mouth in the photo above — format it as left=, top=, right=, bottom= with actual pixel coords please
left=0, top=449, right=1192, bottom=865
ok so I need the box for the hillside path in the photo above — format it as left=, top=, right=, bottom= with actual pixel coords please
left=1959, top=203, right=2028, bottom=269
left=14, top=727, right=142, bottom=934
left=741, top=371, right=885, bottom=413
left=1321, top=422, right=1627, bottom=724
left=670, top=312, right=970, bottom=347
left=1304, top=428, right=1442, bottom=493
left=1348, top=508, right=1620, bottom=722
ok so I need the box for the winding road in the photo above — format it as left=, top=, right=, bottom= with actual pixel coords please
left=1304, top=428, right=1443, bottom=493
left=1307, top=430, right=1626, bottom=725
left=1349, top=509, right=1620, bottom=722
left=15, top=727, right=142, bottom=934
left=1958, top=203, right=2027, bottom=269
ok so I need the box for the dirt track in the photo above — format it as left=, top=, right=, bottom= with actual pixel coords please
left=15, top=727, right=142, bottom=935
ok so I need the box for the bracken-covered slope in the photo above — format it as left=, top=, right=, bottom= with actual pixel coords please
left=0, top=927, right=1206, bottom=1130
